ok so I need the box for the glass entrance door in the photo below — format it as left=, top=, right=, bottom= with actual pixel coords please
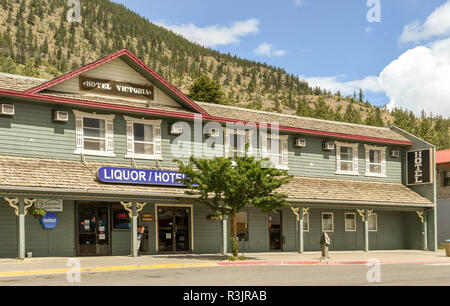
left=158, top=206, right=191, bottom=253
left=269, top=211, right=283, bottom=251
left=77, top=204, right=110, bottom=256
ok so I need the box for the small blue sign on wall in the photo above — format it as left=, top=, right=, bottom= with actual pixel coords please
left=40, top=212, right=59, bottom=229
left=97, top=167, right=188, bottom=187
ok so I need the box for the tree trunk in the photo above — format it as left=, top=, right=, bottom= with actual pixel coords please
left=232, top=208, right=238, bottom=257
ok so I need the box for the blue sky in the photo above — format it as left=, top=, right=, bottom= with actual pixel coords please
left=111, top=0, right=450, bottom=117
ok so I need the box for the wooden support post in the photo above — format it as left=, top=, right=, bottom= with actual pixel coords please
left=222, top=216, right=228, bottom=256
left=299, top=208, right=304, bottom=254
left=18, top=198, right=25, bottom=260
left=131, top=201, right=138, bottom=258
left=364, top=210, right=369, bottom=252
left=423, top=210, right=428, bottom=252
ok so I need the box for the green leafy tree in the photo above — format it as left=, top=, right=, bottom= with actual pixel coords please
left=174, top=151, right=292, bottom=257
left=188, top=75, right=226, bottom=105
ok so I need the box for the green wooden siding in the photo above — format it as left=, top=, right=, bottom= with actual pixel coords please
left=0, top=101, right=404, bottom=184
left=0, top=199, right=18, bottom=258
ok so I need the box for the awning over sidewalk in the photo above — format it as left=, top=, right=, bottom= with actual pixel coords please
left=0, top=155, right=433, bottom=207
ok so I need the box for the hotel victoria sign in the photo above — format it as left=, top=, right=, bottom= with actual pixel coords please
left=407, top=148, right=434, bottom=186
left=97, top=167, right=187, bottom=187
left=80, top=76, right=154, bottom=100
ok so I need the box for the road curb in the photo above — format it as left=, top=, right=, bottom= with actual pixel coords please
left=1, top=259, right=450, bottom=277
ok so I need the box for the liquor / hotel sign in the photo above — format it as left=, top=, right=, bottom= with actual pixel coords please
left=97, top=167, right=187, bottom=187
left=80, top=76, right=154, bottom=100
left=407, top=149, right=434, bottom=186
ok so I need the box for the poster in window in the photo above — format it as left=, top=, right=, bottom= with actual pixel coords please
left=407, top=149, right=434, bottom=186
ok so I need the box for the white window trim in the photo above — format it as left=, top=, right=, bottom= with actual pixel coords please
left=73, top=110, right=116, bottom=157
left=260, top=132, right=289, bottom=170
left=124, top=115, right=163, bottom=160
left=321, top=212, right=334, bottom=232
left=224, top=127, right=255, bottom=160
left=368, top=213, right=378, bottom=232
left=335, top=141, right=359, bottom=176
left=364, top=144, right=387, bottom=178
left=345, top=213, right=357, bottom=232
left=303, top=213, right=310, bottom=232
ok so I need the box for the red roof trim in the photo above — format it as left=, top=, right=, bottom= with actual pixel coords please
left=0, top=89, right=413, bottom=146
left=25, top=49, right=208, bottom=116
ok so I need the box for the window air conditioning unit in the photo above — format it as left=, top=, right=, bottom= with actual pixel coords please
left=0, top=104, right=14, bottom=116
left=322, top=141, right=335, bottom=151
left=206, top=128, right=220, bottom=138
left=53, top=110, right=69, bottom=122
left=170, top=123, right=183, bottom=135
left=391, top=150, right=400, bottom=158
left=294, top=138, right=306, bottom=148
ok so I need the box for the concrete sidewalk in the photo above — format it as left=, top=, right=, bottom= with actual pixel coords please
left=0, top=250, right=448, bottom=277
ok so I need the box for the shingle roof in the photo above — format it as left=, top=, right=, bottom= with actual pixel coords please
left=0, top=155, right=433, bottom=207
left=0, top=73, right=47, bottom=92
left=0, top=72, right=411, bottom=144
left=197, top=102, right=411, bottom=144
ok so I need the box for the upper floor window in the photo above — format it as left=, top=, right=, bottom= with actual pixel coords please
left=224, top=128, right=254, bottom=159
left=335, top=141, right=359, bottom=175
left=261, top=133, right=289, bottom=169
left=364, top=145, right=387, bottom=177
left=124, top=116, right=162, bottom=160
left=74, top=110, right=115, bottom=157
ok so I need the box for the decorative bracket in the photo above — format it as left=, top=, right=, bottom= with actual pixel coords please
left=302, top=207, right=310, bottom=216
left=290, top=207, right=300, bottom=221
left=136, top=202, right=147, bottom=215
left=120, top=201, right=148, bottom=218
left=367, top=209, right=374, bottom=218
left=357, top=209, right=365, bottom=222
left=416, top=211, right=424, bottom=224
left=4, top=198, right=19, bottom=216
left=24, top=198, right=36, bottom=216
left=120, top=201, right=133, bottom=218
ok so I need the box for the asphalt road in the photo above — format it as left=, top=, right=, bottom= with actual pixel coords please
left=0, top=263, right=449, bottom=286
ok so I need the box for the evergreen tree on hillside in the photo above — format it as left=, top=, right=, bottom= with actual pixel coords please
left=188, top=75, right=226, bottom=105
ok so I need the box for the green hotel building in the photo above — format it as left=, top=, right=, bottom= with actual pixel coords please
left=0, top=50, right=437, bottom=259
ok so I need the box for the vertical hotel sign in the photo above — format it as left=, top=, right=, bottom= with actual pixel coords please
left=407, top=148, right=434, bottom=186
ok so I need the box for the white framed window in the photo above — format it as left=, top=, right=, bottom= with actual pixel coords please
left=322, top=212, right=334, bottom=232
left=261, top=132, right=289, bottom=169
left=365, top=145, right=387, bottom=177
left=224, top=128, right=254, bottom=159
left=124, top=116, right=162, bottom=160
left=335, top=141, right=359, bottom=176
left=303, top=213, right=310, bottom=232
left=345, top=213, right=356, bottom=232
left=368, top=213, right=378, bottom=232
left=74, top=110, right=115, bottom=157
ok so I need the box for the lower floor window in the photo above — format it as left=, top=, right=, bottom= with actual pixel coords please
left=322, top=213, right=334, bottom=232
left=112, top=204, right=131, bottom=230
left=230, top=212, right=249, bottom=241
left=368, top=214, right=378, bottom=232
left=345, top=213, right=356, bottom=231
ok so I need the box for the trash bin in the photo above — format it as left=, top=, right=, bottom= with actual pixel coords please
left=446, top=240, right=450, bottom=257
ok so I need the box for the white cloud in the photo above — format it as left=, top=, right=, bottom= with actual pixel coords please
left=300, top=75, right=383, bottom=96
left=400, top=1, right=450, bottom=43
left=254, top=42, right=287, bottom=57
left=301, top=38, right=450, bottom=118
left=381, top=38, right=450, bottom=117
left=294, top=0, right=303, bottom=7
left=156, top=19, right=260, bottom=48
